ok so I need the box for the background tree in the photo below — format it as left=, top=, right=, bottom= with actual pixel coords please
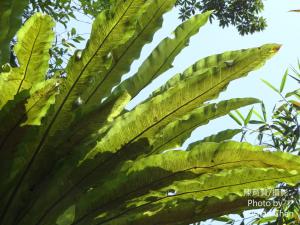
left=16, top=0, right=268, bottom=76
left=175, top=0, right=267, bottom=35
left=24, top=0, right=110, bottom=26
left=24, top=0, right=267, bottom=35
left=229, top=67, right=300, bottom=224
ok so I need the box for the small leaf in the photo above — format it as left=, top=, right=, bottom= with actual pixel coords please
left=285, top=89, right=300, bottom=98
left=249, top=120, right=265, bottom=124
left=280, top=69, right=288, bottom=92
left=71, top=27, right=76, bottom=36
left=229, top=112, right=243, bottom=126
left=258, top=133, right=263, bottom=144
left=244, top=107, right=254, bottom=125
left=289, top=75, right=300, bottom=83
left=261, top=78, right=279, bottom=93
left=271, top=124, right=284, bottom=135
left=261, top=102, right=267, bottom=121
left=235, top=109, right=245, bottom=122
left=253, top=109, right=264, bottom=121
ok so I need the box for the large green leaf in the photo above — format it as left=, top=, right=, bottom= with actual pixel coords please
left=98, top=168, right=299, bottom=225
left=40, top=45, right=278, bottom=223
left=0, top=72, right=27, bottom=109
left=59, top=0, right=177, bottom=149
left=0, top=13, right=56, bottom=201
left=110, top=11, right=211, bottom=100
left=33, top=0, right=153, bottom=153
left=9, top=138, right=149, bottom=225
left=48, top=0, right=178, bottom=156
left=151, top=44, right=280, bottom=97
left=57, top=91, right=131, bottom=152
left=0, top=79, right=59, bottom=208
left=0, top=13, right=55, bottom=108
left=41, top=142, right=300, bottom=225
left=21, top=79, right=60, bottom=126
left=0, top=1, right=159, bottom=224
left=188, top=129, right=242, bottom=148
left=150, top=98, right=258, bottom=154
left=14, top=13, right=54, bottom=87
left=85, top=44, right=280, bottom=161
left=84, top=0, right=177, bottom=106
left=0, top=0, right=29, bottom=65
left=0, top=2, right=292, bottom=225
left=0, top=79, right=59, bottom=143
left=68, top=8, right=210, bottom=157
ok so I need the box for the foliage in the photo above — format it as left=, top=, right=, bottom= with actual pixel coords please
left=23, top=0, right=111, bottom=76
left=18, top=0, right=268, bottom=75
left=18, top=1, right=110, bottom=76
left=24, top=0, right=110, bottom=27
left=24, top=0, right=267, bottom=36
left=175, top=0, right=267, bottom=35
left=230, top=67, right=299, bottom=154
left=229, top=67, right=300, bottom=224
left=0, top=0, right=29, bottom=65
left=0, top=1, right=299, bottom=225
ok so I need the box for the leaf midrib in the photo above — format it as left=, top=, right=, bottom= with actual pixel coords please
left=85, top=0, right=171, bottom=104
left=43, top=53, right=262, bottom=225
left=72, top=159, right=268, bottom=224
left=62, top=54, right=264, bottom=225
left=16, top=19, right=41, bottom=93
left=125, top=12, right=208, bottom=100
left=0, top=1, right=136, bottom=224
left=129, top=57, right=261, bottom=144
left=151, top=104, right=233, bottom=154
left=151, top=100, right=255, bottom=154
left=95, top=173, right=299, bottom=225
left=14, top=3, right=173, bottom=224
